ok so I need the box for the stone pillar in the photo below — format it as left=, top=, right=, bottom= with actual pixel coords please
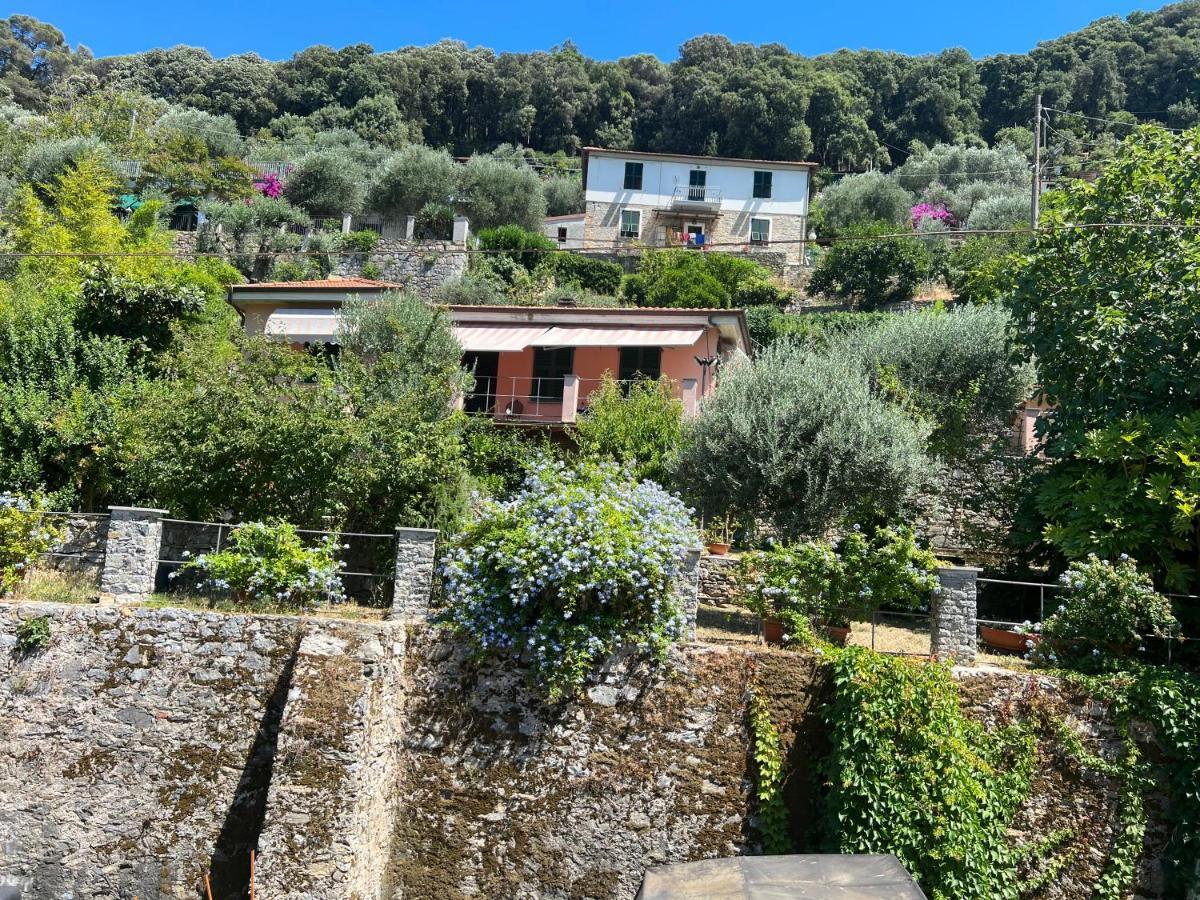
left=341, top=213, right=353, bottom=234
left=932, top=566, right=979, bottom=665
left=452, top=216, right=470, bottom=245
left=391, top=528, right=438, bottom=622
left=99, top=507, right=168, bottom=605
left=404, top=215, right=416, bottom=240
left=675, top=547, right=704, bottom=641
left=561, top=374, right=580, bottom=424
left=680, top=378, right=699, bottom=419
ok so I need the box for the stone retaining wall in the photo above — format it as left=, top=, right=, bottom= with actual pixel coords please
left=698, top=554, right=741, bottom=607
left=0, top=603, right=403, bottom=900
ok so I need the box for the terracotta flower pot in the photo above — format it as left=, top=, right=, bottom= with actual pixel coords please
left=763, top=617, right=784, bottom=646
left=706, top=542, right=731, bottom=556
left=980, top=624, right=1040, bottom=653
left=823, top=624, right=852, bottom=646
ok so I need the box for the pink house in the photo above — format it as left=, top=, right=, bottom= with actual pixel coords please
left=449, top=305, right=749, bottom=423
left=226, top=279, right=749, bottom=425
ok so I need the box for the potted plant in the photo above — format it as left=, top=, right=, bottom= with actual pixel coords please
left=703, top=514, right=733, bottom=556
left=737, top=544, right=834, bottom=647
left=979, top=620, right=1041, bottom=653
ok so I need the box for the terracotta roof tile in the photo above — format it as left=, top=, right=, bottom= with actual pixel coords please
left=237, top=278, right=402, bottom=290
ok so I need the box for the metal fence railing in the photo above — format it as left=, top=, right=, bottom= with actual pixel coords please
left=156, top=518, right=398, bottom=607
left=977, top=576, right=1198, bottom=665
left=35, top=511, right=109, bottom=578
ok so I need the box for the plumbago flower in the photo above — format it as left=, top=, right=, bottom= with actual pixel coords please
left=0, top=491, right=59, bottom=597
left=180, top=519, right=345, bottom=610
left=438, top=459, right=697, bottom=699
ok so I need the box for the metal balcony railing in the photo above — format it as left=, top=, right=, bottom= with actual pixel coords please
left=670, top=185, right=722, bottom=207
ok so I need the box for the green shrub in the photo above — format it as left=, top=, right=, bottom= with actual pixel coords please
left=644, top=268, right=730, bottom=308
left=572, top=376, right=684, bottom=485
left=179, top=520, right=346, bottom=610
left=677, top=343, right=930, bottom=540
left=536, top=253, right=623, bottom=295
left=808, top=221, right=931, bottom=309
left=738, top=525, right=936, bottom=636
left=1040, top=555, right=1179, bottom=667
left=822, top=648, right=1035, bottom=900
left=340, top=230, right=380, bottom=253
left=745, top=307, right=890, bottom=350
left=438, top=459, right=697, bottom=698
left=475, top=225, right=556, bottom=272
left=15, top=614, right=51, bottom=652
left=462, top=416, right=559, bottom=498
left=620, top=273, right=648, bottom=304
left=1, top=492, right=58, bottom=597
left=268, top=259, right=315, bottom=282
left=361, top=261, right=383, bottom=279
left=433, top=274, right=507, bottom=306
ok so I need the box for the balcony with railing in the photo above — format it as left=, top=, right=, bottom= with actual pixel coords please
left=462, top=375, right=701, bottom=424
left=663, top=185, right=723, bottom=212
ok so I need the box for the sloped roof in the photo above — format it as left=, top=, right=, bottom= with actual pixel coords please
left=235, top=278, right=402, bottom=290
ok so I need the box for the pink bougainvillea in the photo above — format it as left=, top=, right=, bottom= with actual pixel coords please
left=253, top=172, right=283, bottom=198
left=910, top=202, right=956, bottom=229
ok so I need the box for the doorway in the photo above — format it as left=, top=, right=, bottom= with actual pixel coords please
left=688, top=169, right=707, bottom=201
left=462, top=351, right=498, bottom=414
left=686, top=223, right=705, bottom=247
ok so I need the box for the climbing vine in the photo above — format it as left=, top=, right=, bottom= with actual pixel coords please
left=819, top=648, right=1035, bottom=900
left=749, top=691, right=790, bottom=854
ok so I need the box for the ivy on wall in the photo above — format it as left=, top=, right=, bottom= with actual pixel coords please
left=748, top=691, right=791, bottom=855
left=817, top=648, right=1035, bottom=900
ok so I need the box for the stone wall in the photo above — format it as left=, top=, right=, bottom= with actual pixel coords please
left=0, top=602, right=1175, bottom=900
left=170, top=230, right=467, bottom=302
left=332, top=239, right=467, bottom=300
left=698, top=555, right=741, bottom=607
left=255, top=623, right=407, bottom=898
left=0, top=603, right=403, bottom=900
left=391, top=635, right=814, bottom=899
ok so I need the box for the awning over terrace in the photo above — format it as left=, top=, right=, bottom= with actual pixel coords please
left=264, top=308, right=340, bottom=343
left=453, top=325, right=551, bottom=353
left=529, top=326, right=705, bottom=348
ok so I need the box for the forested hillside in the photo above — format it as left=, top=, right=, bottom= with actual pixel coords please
left=5, top=3, right=1200, bottom=167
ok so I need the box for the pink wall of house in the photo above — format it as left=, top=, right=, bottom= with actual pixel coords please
left=487, top=326, right=719, bottom=421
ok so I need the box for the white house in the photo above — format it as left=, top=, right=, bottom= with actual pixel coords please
left=541, top=212, right=585, bottom=249
left=580, top=147, right=816, bottom=265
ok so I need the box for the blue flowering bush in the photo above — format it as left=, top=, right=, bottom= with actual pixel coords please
left=179, top=519, right=345, bottom=610
left=1039, top=554, right=1179, bottom=667
left=0, top=492, right=59, bottom=597
left=438, top=459, right=698, bottom=698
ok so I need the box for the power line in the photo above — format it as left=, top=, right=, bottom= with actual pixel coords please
left=8, top=221, right=1200, bottom=263
left=1043, top=107, right=1185, bottom=133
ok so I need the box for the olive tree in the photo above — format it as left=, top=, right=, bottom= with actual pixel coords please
left=283, top=148, right=366, bottom=218
left=677, top=343, right=931, bottom=539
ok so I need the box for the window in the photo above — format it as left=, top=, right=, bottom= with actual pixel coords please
left=623, top=161, right=643, bottom=190
left=688, top=169, right=707, bottom=201
left=557, top=226, right=568, bottom=243
left=619, top=208, right=641, bottom=239
left=750, top=217, right=771, bottom=244
left=619, top=346, right=662, bottom=385
left=753, top=171, right=773, bottom=199
left=532, top=347, right=574, bottom=400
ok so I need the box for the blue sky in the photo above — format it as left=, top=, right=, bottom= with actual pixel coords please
left=39, top=0, right=1170, bottom=61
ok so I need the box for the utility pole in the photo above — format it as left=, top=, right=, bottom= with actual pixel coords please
left=1030, top=93, right=1042, bottom=231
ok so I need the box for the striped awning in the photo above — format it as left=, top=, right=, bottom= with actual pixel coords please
left=453, top=325, right=549, bottom=352
left=529, top=326, right=705, bottom=348
left=264, top=308, right=340, bottom=343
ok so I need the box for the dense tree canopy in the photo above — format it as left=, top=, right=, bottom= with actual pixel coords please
left=9, top=6, right=1200, bottom=165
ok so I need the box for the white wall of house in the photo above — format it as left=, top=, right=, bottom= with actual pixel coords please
left=542, top=215, right=585, bottom=249
left=584, top=154, right=810, bottom=217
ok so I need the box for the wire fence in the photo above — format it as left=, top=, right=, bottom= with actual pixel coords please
left=156, top=518, right=398, bottom=607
